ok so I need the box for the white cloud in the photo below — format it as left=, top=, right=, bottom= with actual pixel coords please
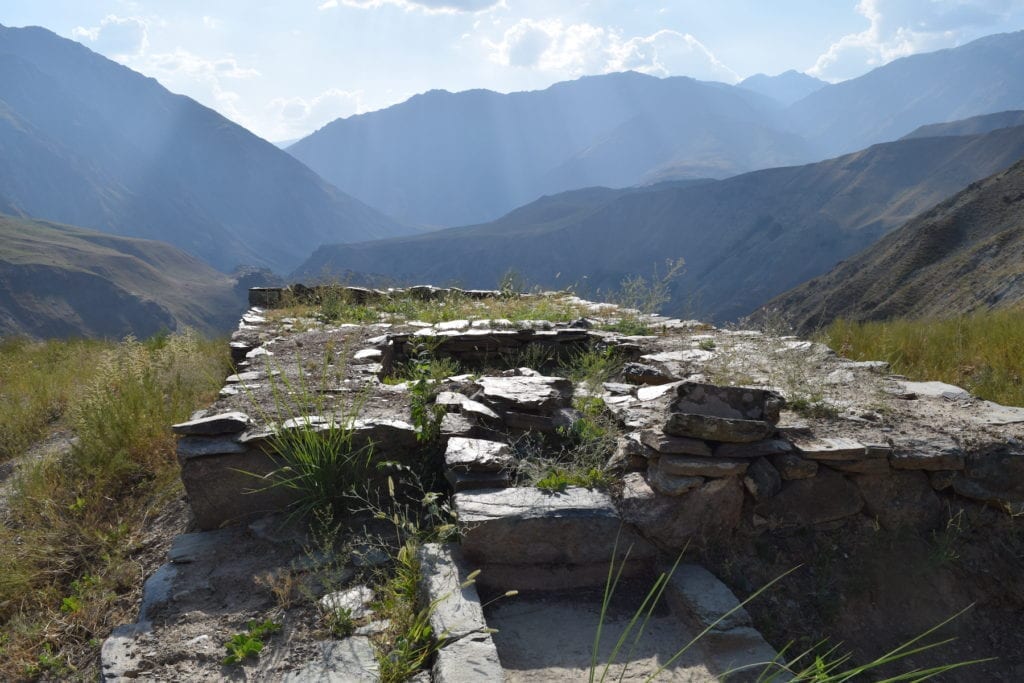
left=202, top=15, right=222, bottom=30
left=486, top=20, right=738, bottom=82
left=140, top=49, right=260, bottom=81
left=810, top=0, right=1024, bottom=80
left=267, top=88, right=365, bottom=139
left=72, top=14, right=149, bottom=58
left=320, top=0, right=503, bottom=14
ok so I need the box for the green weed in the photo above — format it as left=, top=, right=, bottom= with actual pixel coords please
left=222, top=618, right=282, bottom=665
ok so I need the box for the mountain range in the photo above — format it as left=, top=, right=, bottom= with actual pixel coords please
left=757, top=158, right=1024, bottom=332
left=288, top=31, right=1024, bottom=228
left=0, top=213, right=241, bottom=338
left=297, top=123, right=1024, bottom=322
left=0, top=23, right=409, bottom=274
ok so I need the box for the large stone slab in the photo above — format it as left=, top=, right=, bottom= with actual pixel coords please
left=714, top=439, right=793, bottom=459
left=445, top=438, right=514, bottom=472
left=457, top=487, right=650, bottom=566
left=743, top=458, right=782, bottom=500
left=619, top=473, right=744, bottom=549
left=664, top=563, right=752, bottom=632
left=791, top=436, right=868, bottom=461
left=281, top=637, right=379, bottom=683
left=474, top=375, right=572, bottom=411
left=657, top=454, right=748, bottom=478
left=664, top=413, right=774, bottom=443
left=771, top=452, right=818, bottom=480
left=671, top=382, right=784, bottom=424
left=418, top=544, right=489, bottom=641
left=890, top=438, right=965, bottom=471
left=853, top=470, right=942, bottom=531
left=754, top=469, right=863, bottom=527
left=953, top=451, right=1024, bottom=507
left=171, top=411, right=252, bottom=436
left=178, top=448, right=295, bottom=529
left=640, top=430, right=713, bottom=456
left=647, top=468, right=704, bottom=496
left=175, top=436, right=248, bottom=459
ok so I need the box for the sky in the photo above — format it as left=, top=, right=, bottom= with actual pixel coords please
left=5, top=1, right=1024, bottom=143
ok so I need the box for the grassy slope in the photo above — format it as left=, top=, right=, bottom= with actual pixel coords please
left=762, top=157, right=1024, bottom=333
left=0, top=213, right=241, bottom=338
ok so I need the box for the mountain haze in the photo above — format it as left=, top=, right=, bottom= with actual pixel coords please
left=902, top=110, right=1024, bottom=140
left=0, top=213, right=242, bottom=339
left=288, top=72, right=810, bottom=226
left=757, top=159, right=1024, bottom=332
left=738, top=70, right=826, bottom=106
left=296, top=125, right=1024, bottom=322
left=0, top=24, right=407, bottom=274
left=788, top=31, right=1024, bottom=157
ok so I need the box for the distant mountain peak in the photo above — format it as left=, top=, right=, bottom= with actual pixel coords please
left=738, top=70, right=827, bottom=105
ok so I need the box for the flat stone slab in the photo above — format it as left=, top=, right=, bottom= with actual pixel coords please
left=281, top=637, right=379, bottom=683
left=715, top=439, right=793, bottom=459
left=648, top=468, right=704, bottom=496
left=640, top=430, right=713, bottom=456
left=475, top=375, right=572, bottom=411
left=890, top=439, right=965, bottom=470
left=665, top=563, right=751, bottom=632
left=457, top=487, right=650, bottom=566
left=791, top=436, right=868, bottom=461
left=175, top=435, right=248, bottom=459
left=446, top=469, right=511, bottom=492
left=771, top=453, right=818, bottom=480
left=897, top=380, right=970, bottom=400
left=664, top=413, right=774, bottom=443
left=320, top=585, right=375, bottom=620
left=171, top=411, right=252, bottom=436
left=445, top=437, right=514, bottom=472
left=671, top=382, right=784, bottom=423
left=972, top=400, right=1024, bottom=425
left=658, top=455, right=748, bottom=478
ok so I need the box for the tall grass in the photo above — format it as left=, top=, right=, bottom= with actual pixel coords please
left=0, top=331, right=227, bottom=680
left=820, top=309, right=1024, bottom=406
left=0, top=337, right=107, bottom=462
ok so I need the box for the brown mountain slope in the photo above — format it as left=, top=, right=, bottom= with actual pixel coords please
left=758, top=158, right=1024, bottom=333
left=0, top=213, right=242, bottom=338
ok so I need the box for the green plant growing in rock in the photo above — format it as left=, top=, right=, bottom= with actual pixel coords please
left=222, top=618, right=282, bottom=665
left=561, top=345, right=624, bottom=395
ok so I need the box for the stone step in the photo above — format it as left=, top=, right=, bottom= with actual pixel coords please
left=456, top=486, right=654, bottom=590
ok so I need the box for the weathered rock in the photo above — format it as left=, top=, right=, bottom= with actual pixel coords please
left=618, top=473, right=744, bottom=548
left=664, top=563, right=751, bottom=632
left=433, top=634, right=505, bottom=683
left=281, top=637, right=379, bottom=683
left=897, top=380, right=970, bottom=400
left=622, top=362, right=675, bottom=385
left=743, top=458, right=781, bottom=500
left=953, top=451, right=1024, bottom=507
left=647, top=467, right=704, bottom=496
left=178, top=448, right=295, bottom=529
left=640, top=429, right=713, bottom=456
left=890, top=439, right=965, bottom=470
left=714, top=439, right=793, bottom=459
left=445, top=469, right=511, bottom=492
left=100, top=622, right=151, bottom=681
left=699, top=627, right=787, bottom=682
left=853, top=471, right=942, bottom=531
left=823, top=458, right=891, bottom=475
left=225, top=370, right=261, bottom=383
left=754, top=469, right=863, bottom=527
left=320, top=585, right=375, bottom=620
left=791, top=436, right=868, bottom=461
left=771, top=452, right=818, bottom=480
left=175, top=436, right=248, bottom=459
left=636, top=381, right=684, bottom=401
left=167, top=529, right=238, bottom=563
left=664, top=413, right=773, bottom=443
left=457, top=487, right=651, bottom=567
left=606, top=436, right=649, bottom=473
left=440, top=412, right=479, bottom=438
left=671, top=382, right=784, bottom=424
left=352, top=348, right=382, bottom=363
left=474, top=375, right=572, bottom=411
left=658, top=454, right=748, bottom=478
left=171, top=411, right=252, bottom=436
left=445, top=437, right=514, bottom=472
left=928, top=470, right=957, bottom=491
left=418, top=544, right=488, bottom=641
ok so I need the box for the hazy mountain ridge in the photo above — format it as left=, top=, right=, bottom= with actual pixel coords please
left=288, top=72, right=812, bottom=226
left=756, top=158, right=1024, bottom=332
left=0, top=24, right=408, bottom=274
left=902, top=110, right=1024, bottom=139
left=0, top=213, right=245, bottom=339
left=295, top=125, right=1024, bottom=322
left=738, top=70, right=827, bottom=105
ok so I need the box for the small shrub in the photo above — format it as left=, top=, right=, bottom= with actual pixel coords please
left=222, top=619, right=282, bottom=665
